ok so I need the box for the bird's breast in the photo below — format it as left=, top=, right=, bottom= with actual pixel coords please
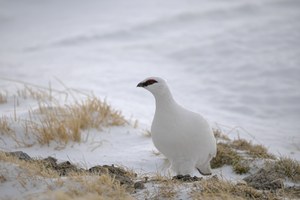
left=151, top=108, right=215, bottom=159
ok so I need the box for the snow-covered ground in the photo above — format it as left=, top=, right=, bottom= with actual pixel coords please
left=0, top=0, right=299, bottom=170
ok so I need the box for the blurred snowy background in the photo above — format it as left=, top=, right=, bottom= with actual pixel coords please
left=0, top=0, right=299, bottom=159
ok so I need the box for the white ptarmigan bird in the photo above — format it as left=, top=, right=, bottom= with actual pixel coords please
left=137, top=77, right=217, bottom=176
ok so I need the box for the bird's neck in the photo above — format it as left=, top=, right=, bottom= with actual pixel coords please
left=153, top=88, right=177, bottom=112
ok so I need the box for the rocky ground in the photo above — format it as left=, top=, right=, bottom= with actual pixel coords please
left=1, top=150, right=299, bottom=200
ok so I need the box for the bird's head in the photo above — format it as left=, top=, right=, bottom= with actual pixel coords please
left=137, top=77, right=168, bottom=95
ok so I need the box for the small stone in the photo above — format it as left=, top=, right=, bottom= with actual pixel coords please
left=192, top=176, right=202, bottom=181
left=43, top=156, right=57, bottom=163
left=0, top=175, right=7, bottom=183
left=134, top=181, right=145, bottom=189
left=89, top=166, right=109, bottom=174
left=172, top=175, right=202, bottom=182
left=8, top=151, right=32, bottom=161
left=173, top=174, right=184, bottom=180
left=56, top=161, right=78, bottom=176
left=144, top=176, right=149, bottom=182
left=89, top=165, right=134, bottom=185
left=236, top=180, right=247, bottom=186
left=210, top=175, right=219, bottom=181
left=43, top=156, right=58, bottom=168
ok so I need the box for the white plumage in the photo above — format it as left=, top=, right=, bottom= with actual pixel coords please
left=137, top=77, right=217, bottom=176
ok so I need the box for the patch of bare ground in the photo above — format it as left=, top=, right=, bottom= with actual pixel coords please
left=190, top=176, right=300, bottom=200
left=244, top=157, right=300, bottom=190
left=2, top=150, right=300, bottom=200
left=211, top=130, right=275, bottom=174
left=1, top=151, right=136, bottom=200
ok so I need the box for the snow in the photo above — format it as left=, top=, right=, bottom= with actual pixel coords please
left=0, top=0, right=299, bottom=198
left=0, top=162, right=57, bottom=199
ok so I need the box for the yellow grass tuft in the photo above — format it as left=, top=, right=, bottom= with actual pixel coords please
left=211, top=143, right=250, bottom=174
left=0, top=116, right=14, bottom=135
left=22, top=96, right=127, bottom=146
left=1, top=83, right=127, bottom=146
left=232, top=139, right=275, bottom=159
left=190, top=178, right=285, bottom=200
left=211, top=129, right=276, bottom=174
left=143, top=173, right=179, bottom=199
left=0, top=91, right=8, bottom=104
left=155, top=181, right=178, bottom=199
left=269, top=157, right=300, bottom=182
left=0, top=151, right=59, bottom=178
left=0, top=152, right=134, bottom=200
left=213, top=129, right=230, bottom=141
left=17, top=85, right=53, bottom=101
left=46, top=175, right=134, bottom=200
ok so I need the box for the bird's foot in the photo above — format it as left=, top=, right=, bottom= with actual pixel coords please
left=172, top=174, right=202, bottom=182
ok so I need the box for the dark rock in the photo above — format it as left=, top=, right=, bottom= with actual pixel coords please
left=4, top=151, right=135, bottom=188
left=134, top=181, right=145, bottom=189
left=0, top=175, right=7, bottom=183
left=89, top=165, right=109, bottom=174
left=173, top=174, right=184, bottom=179
left=103, top=165, right=129, bottom=177
left=56, top=161, right=79, bottom=176
left=116, top=174, right=133, bottom=185
left=8, top=151, right=32, bottom=161
left=42, top=156, right=81, bottom=176
left=172, top=174, right=202, bottom=182
left=42, top=156, right=57, bottom=168
left=243, top=168, right=284, bottom=190
left=89, top=165, right=134, bottom=185
left=210, top=174, right=219, bottom=181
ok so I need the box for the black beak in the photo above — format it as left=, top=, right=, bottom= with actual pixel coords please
left=137, top=82, right=144, bottom=87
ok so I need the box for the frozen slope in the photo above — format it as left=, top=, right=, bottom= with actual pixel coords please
left=0, top=0, right=299, bottom=159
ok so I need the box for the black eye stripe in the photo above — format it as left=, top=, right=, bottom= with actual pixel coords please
left=144, top=79, right=158, bottom=86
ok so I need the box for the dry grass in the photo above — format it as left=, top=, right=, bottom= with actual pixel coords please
left=23, top=96, right=127, bottom=145
left=0, top=152, right=134, bottom=200
left=0, top=91, right=8, bottom=104
left=142, top=174, right=179, bottom=200
left=0, top=84, right=127, bottom=146
left=2, top=150, right=300, bottom=200
left=0, top=151, right=59, bottom=178
left=44, top=175, right=134, bottom=200
left=0, top=116, right=14, bottom=135
left=232, top=138, right=275, bottom=159
left=154, top=180, right=178, bottom=199
left=211, top=143, right=238, bottom=168
left=211, top=129, right=276, bottom=174
left=2, top=83, right=299, bottom=199
left=267, top=157, right=300, bottom=182
left=213, top=129, right=230, bottom=142
left=17, top=85, right=53, bottom=102
left=139, top=173, right=299, bottom=200
left=211, top=143, right=250, bottom=174
left=190, top=177, right=293, bottom=200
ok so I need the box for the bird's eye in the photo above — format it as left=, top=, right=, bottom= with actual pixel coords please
left=144, top=79, right=158, bottom=86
